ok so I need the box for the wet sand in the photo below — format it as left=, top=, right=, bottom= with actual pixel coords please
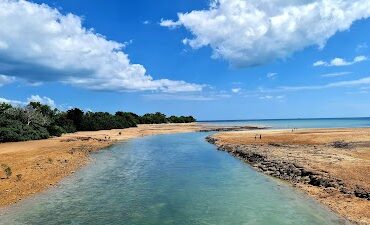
left=208, top=128, right=370, bottom=224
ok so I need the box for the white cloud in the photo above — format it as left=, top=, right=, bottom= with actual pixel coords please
left=143, top=20, right=150, bottom=25
left=330, top=58, right=349, bottom=66
left=27, top=95, right=56, bottom=108
left=326, top=77, right=370, bottom=88
left=231, top=88, right=241, bottom=93
left=321, top=71, right=351, bottom=77
left=313, top=60, right=327, bottom=67
left=259, top=95, right=273, bottom=100
left=267, top=73, right=277, bottom=79
left=275, top=77, right=370, bottom=92
left=0, top=75, right=15, bottom=86
left=0, top=97, right=24, bottom=106
left=143, top=92, right=231, bottom=101
left=0, top=0, right=203, bottom=93
left=161, top=0, right=370, bottom=67
left=354, top=56, right=368, bottom=63
left=0, top=95, right=56, bottom=107
left=346, top=90, right=369, bottom=95
left=26, top=81, right=44, bottom=87
left=313, top=55, right=368, bottom=67
left=160, top=19, right=182, bottom=28
left=356, top=43, right=368, bottom=52
left=259, top=95, right=285, bottom=100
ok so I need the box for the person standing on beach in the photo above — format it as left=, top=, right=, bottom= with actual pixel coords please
left=260, top=134, right=262, bottom=139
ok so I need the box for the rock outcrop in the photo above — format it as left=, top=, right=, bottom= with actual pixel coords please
left=206, top=136, right=370, bottom=201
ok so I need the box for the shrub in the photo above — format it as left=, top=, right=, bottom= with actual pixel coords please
left=0, top=102, right=196, bottom=143
left=47, top=125, right=64, bottom=137
left=16, top=174, right=22, bottom=181
left=1, top=164, right=12, bottom=178
left=0, top=118, right=49, bottom=142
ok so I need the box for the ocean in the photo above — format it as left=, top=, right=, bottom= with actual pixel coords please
left=200, top=117, right=370, bottom=129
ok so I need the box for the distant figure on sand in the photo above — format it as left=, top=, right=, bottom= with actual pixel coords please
left=255, top=135, right=257, bottom=140
left=260, top=134, right=262, bottom=139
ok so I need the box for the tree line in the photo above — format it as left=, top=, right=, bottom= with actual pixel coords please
left=0, top=102, right=196, bottom=143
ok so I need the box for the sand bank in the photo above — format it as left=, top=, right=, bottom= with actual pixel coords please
left=207, top=128, right=370, bottom=224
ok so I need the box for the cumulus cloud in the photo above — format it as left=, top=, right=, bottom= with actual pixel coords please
left=313, top=56, right=368, bottom=67
left=161, top=0, right=370, bottom=67
left=312, top=60, right=327, bottom=67
left=0, top=95, right=56, bottom=107
left=0, top=0, right=203, bottom=93
left=27, top=95, right=56, bottom=107
left=0, top=75, right=15, bottom=86
left=0, top=97, right=24, bottom=106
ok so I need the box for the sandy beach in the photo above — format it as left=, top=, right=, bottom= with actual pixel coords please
left=1, top=124, right=370, bottom=224
left=208, top=128, right=370, bottom=224
left=0, top=123, right=205, bottom=207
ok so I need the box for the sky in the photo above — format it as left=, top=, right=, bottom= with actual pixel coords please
left=0, top=0, right=370, bottom=120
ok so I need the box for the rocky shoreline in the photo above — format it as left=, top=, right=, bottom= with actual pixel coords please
left=206, top=129, right=370, bottom=225
left=206, top=136, right=370, bottom=201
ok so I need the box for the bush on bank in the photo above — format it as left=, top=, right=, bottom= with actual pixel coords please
left=0, top=102, right=196, bottom=143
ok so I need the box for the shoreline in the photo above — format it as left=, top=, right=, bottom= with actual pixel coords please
left=207, top=128, right=370, bottom=225
left=0, top=123, right=260, bottom=207
left=1, top=124, right=368, bottom=224
left=0, top=123, right=206, bottom=207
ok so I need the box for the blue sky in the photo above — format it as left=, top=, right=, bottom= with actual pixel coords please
left=0, top=0, right=370, bottom=120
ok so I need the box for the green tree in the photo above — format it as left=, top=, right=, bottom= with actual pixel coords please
left=67, top=108, right=84, bottom=130
left=0, top=103, right=12, bottom=113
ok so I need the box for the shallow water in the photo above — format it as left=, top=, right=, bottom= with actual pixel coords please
left=0, top=133, right=346, bottom=225
left=200, top=117, right=370, bottom=129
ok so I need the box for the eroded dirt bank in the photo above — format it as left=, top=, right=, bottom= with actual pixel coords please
left=207, top=128, right=370, bottom=224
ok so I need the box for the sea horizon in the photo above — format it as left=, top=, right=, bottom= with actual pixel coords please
left=199, top=117, right=370, bottom=129
left=199, top=116, right=370, bottom=122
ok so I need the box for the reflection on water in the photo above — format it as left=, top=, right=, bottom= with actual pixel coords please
left=0, top=133, right=346, bottom=225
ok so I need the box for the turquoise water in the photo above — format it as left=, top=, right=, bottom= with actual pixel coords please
left=200, top=117, right=370, bottom=129
left=0, top=133, right=346, bottom=225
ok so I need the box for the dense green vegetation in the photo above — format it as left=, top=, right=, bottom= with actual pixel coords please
left=0, top=102, right=196, bottom=143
